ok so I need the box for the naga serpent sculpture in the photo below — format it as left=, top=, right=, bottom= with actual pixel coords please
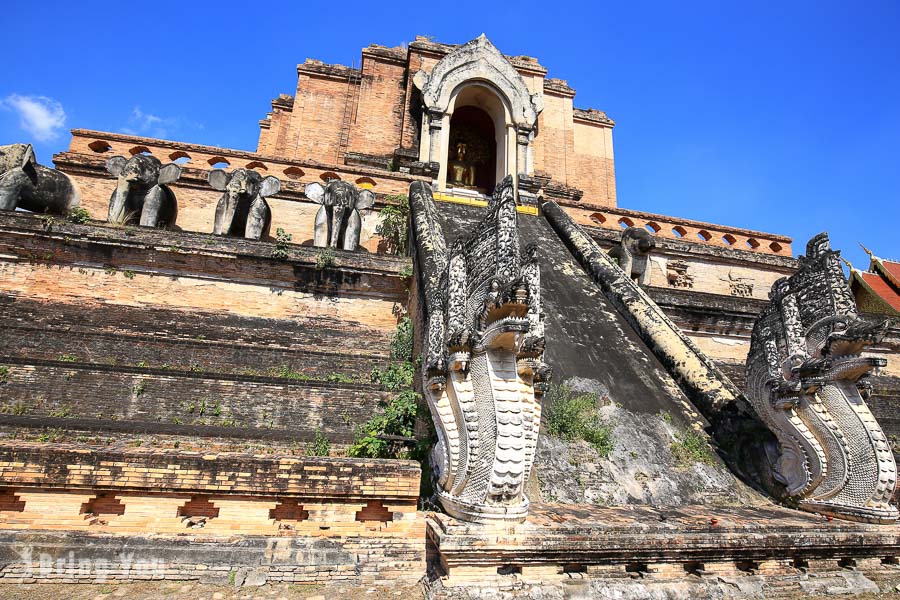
left=410, top=176, right=549, bottom=523
left=746, top=233, right=897, bottom=523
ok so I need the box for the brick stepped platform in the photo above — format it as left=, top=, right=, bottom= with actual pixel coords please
left=0, top=295, right=391, bottom=379
left=0, top=359, right=390, bottom=442
left=0, top=213, right=410, bottom=449
left=427, top=503, right=900, bottom=594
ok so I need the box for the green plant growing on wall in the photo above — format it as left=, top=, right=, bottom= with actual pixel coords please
left=370, top=362, right=414, bottom=391
left=271, top=228, right=292, bottom=259
left=545, top=385, right=614, bottom=458
left=133, top=381, right=146, bottom=397
left=315, top=247, right=335, bottom=270
left=376, top=195, right=409, bottom=256
left=306, top=428, right=331, bottom=456
left=0, top=366, right=8, bottom=384
left=670, top=430, right=716, bottom=467
left=39, top=214, right=56, bottom=231
left=67, top=207, right=91, bottom=224
left=350, top=316, right=427, bottom=460
left=390, top=316, right=414, bottom=361
left=58, top=353, right=78, bottom=362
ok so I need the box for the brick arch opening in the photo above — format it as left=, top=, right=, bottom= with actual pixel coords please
left=355, top=177, right=376, bottom=189
left=283, top=167, right=305, bottom=180
left=448, top=105, right=497, bottom=192
left=320, top=171, right=341, bottom=182
left=168, top=151, right=190, bottom=164
left=208, top=156, right=230, bottom=168
left=88, top=140, right=112, bottom=153
left=128, top=146, right=152, bottom=156
left=618, top=217, right=634, bottom=229
left=246, top=161, right=268, bottom=171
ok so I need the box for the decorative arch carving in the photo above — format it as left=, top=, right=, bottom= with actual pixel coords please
left=413, top=35, right=542, bottom=128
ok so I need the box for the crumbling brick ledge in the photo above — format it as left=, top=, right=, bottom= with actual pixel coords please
left=427, top=503, right=900, bottom=589
left=0, top=442, right=424, bottom=585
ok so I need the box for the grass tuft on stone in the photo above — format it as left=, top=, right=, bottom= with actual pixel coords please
left=670, top=430, right=716, bottom=466
left=545, top=385, right=614, bottom=458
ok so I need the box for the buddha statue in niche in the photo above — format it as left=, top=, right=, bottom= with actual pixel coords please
left=448, top=142, right=476, bottom=188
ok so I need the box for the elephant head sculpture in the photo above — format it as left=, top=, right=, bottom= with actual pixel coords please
left=106, top=154, right=181, bottom=227
left=304, top=180, right=375, bottom=251
left=0, top=143, right=80, bottom=214
left=610, top=226, right=655, bottom=284
left=208, top=168, right=280, bottom=240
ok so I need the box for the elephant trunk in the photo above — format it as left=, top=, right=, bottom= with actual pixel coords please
left=108, top=177, right=131, bottom=224
left=331, top=206, right=348, bottom=248
left=213, top=191, right=240, bottom=235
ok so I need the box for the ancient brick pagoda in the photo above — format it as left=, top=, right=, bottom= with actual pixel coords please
left=0, top=34, right=899, bottom=596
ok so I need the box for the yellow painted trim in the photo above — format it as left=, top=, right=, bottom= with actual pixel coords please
left=432, top=192, right=539, bottom=216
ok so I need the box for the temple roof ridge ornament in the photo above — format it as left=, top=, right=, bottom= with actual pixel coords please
left=412, top=35, right=543, bottom=127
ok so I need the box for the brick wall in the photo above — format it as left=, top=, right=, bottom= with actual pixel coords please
left=0, top=213, right=409, bottom=447
left=0, top=444, right=424, bottom=584
left=349, top=49, right=408, bottom=157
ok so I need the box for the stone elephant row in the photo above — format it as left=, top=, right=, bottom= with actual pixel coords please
left=1, top=143, right=374, bottom=250
left=105, top=154, right=282, bottom=240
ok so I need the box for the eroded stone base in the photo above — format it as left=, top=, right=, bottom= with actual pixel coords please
left=427, top=503, right=900, bottom=597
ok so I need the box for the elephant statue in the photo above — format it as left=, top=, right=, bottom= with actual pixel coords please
left=208, top=168, right=280, bottom=240
left=0, top=143, right=80, bottom=214
left=610, top=226, right=655, bottom=284
left=304, top=180, right=375, bottom=251
left=106, top=154, right=182, bottom=227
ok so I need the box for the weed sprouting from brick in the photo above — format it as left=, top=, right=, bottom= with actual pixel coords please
left=545, top=385, right=614, bottom=458
left=67, top=207, right=91, bottom=224
left=350, top=316, right=428, bottom=460
left=670, top=430, right=716, bottom=466
left=271, top=228, right=292, bottom=260
left=376, top=194, right=409, bottom=255
left=315, top=247, right=335, bottom=270
left=306, top=428, right=331, bottom=457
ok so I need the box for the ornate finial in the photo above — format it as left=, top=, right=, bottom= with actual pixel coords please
left=860, top=243, right=875, bottom=259
left=841, top=256, right=855, bottom=271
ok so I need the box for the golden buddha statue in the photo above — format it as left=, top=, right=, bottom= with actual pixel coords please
left=448, top=142, right=476, bottom=187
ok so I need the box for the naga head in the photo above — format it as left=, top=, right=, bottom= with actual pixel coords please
left=745, top=233, right=897, bottom=523
left=410, top=175, right=548, bottom=523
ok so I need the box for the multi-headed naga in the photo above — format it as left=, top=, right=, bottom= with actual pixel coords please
left=410, top=176, right=548, bottom=523
left=746, top=233, right=897, bottom=523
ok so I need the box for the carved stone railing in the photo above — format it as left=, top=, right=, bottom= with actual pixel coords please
left=564, top=204, right=793, bottom=258
left=410, top=176, right=548, bottom=523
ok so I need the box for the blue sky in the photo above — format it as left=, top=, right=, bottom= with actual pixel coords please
left=2, top=1, right=898, bottom=269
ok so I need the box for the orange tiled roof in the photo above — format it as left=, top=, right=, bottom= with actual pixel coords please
left=878, top=259, right=900, bottom=287
left=858, top=271, right=900, bottom=312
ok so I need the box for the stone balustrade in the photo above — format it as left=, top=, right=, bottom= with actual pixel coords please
left=565, top=204, right=793, bottom=257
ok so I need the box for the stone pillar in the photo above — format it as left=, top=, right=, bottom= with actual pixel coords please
left=427, top=110, right=445, bottom=189
left=428, top=110, right=444, bottom=164
left=515, top=126, right=532, bottom=182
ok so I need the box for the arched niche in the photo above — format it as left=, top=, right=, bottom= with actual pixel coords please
left=414, top=35, right=542, bottom=194
left=443, top=82, right=513, bottom=193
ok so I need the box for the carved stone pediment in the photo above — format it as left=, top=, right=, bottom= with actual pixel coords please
left=413, top=35, right=543, bottom=128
